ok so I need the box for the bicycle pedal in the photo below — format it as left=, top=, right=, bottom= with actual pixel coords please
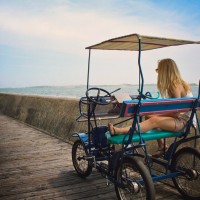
left=149, top=154, right=168, bottom=165
left=84, top=155, right=95, bottom=161
left=99, top=162, right=109, bottom=170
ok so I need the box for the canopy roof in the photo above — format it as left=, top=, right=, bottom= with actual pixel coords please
left=86, top=33, right=200, bottom=51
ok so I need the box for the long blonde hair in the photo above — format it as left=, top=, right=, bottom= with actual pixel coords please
left=157, top=58, right=190, bottom=98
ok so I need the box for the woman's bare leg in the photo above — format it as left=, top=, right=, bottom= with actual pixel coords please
left=108, top=116, right=176, bottom=135
left=139, top=116, right=176, bottom=133
left=108, top=123, right=131, bottom=135
left=157, top=139, right=165, bottom=149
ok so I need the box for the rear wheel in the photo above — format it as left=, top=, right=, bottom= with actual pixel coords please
left=171, top=147, right=200, bottom=200
left=115, top=157, right=155, bottom=200
left=72, top=140, right=92, bottom=178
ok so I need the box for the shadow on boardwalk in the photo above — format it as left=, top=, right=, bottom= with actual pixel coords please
left=0, top=114, right=183, bottom=199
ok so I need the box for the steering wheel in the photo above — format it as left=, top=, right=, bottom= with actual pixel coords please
left=86, top=87, right=112, bottom=105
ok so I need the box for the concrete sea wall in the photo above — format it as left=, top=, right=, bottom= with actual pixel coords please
left=0, top=93, right=88, bottom=143
left=0, top=93, right=124, bottom=143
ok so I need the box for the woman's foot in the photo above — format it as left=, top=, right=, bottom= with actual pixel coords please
left=108, top=123, right=116, bottom=135
left=152, top=146, right=169, bottom=158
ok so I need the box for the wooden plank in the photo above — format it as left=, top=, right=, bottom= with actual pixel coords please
left=0, top=114, right=183, bottom=199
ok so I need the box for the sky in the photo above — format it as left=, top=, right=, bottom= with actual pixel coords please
left=0, top=0, right=200, bottom=88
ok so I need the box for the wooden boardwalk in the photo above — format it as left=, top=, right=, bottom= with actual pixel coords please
left=0, top=114, right=184, bottom=200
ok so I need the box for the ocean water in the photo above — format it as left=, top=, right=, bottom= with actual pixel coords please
left=0, top=84, right=198, bottom=98
left=0, top=84, right=199, bottom=99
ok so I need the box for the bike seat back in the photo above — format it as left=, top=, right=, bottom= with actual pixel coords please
left=92, top=126, right=108, bottom=148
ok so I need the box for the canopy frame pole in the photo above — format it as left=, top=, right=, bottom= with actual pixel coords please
left=87, top=49, right=91, bottom=90
left=137, top=36, right=144, bottom=101
left=86, top=49, right=92, bottom=153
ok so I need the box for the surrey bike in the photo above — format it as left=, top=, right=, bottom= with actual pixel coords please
left=71, top=34, right=200, bottom=200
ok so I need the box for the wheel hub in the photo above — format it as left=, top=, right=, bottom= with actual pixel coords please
left=186, top=169, right=199, bottom=180
left=129, top=181, right=140, bottom=194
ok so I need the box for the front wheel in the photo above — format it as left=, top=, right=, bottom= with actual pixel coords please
left=171, top=147, right=200, bottom=200
left=72, top=140, right=92, bottom=178
left=115, top=157, right=155, bottom=200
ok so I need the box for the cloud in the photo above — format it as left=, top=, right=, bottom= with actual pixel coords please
left=1, top=1, right=199, bottom=53
left=0, top=1, right=199, bottom=87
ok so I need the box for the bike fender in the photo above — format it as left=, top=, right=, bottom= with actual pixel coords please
left=72, top=132, right=88, bottom=142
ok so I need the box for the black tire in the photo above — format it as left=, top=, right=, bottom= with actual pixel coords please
left=115, top=157, right=155, bottom=200
left=171, top=147, right=200, bottom=200
left=72, top=140, right=92, bottom=178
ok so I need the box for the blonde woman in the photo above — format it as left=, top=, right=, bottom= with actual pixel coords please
left=108, top=58, right=193, bottom=157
